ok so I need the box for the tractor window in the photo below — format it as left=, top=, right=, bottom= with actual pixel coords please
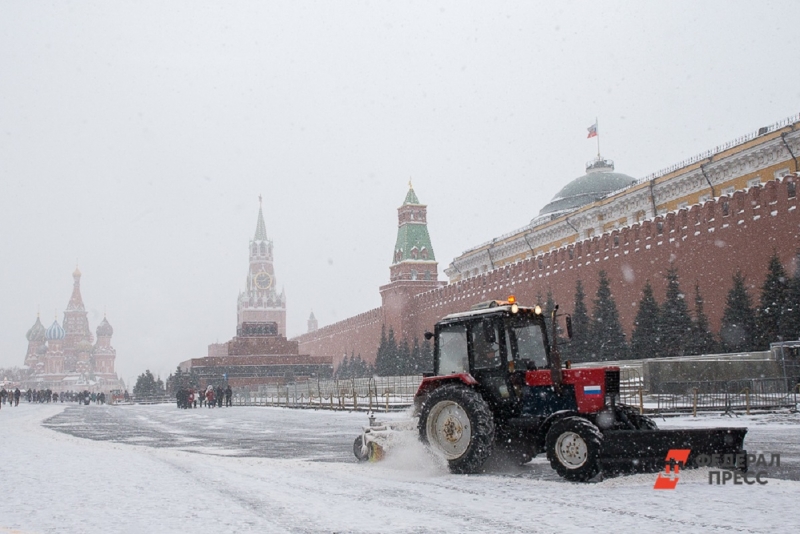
left=506, top=318, right=548, bottom=370
left=470, top=319, right=502, bottom=370
left=437, top=324, right=469, bottom=375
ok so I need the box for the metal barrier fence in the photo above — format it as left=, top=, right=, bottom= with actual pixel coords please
left=655, top=378, right=799, bottom=414
left=230, top=368, right=650, bottom=413
left=232, top=375, right=423, bottom=412
left=619, top=368, right=645, bottom=411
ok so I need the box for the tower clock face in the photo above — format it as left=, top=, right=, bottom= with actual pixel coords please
left=254, top=272, right=273, bottom=290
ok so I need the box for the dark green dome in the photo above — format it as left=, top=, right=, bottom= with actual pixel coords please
left=539, top=158, right=635, bottom=216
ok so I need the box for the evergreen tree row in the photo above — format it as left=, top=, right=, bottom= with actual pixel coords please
left=333, top=351, right=375, bottom=379
left=374, top=325, right=433, bottom=376
left=567, top=252, right=800, bottom=362
left=331, top=252, right=800, bottom=373
left=133, top=369, right=165, bottom=398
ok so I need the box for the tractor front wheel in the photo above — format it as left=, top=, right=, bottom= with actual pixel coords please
left=545, top=416, right=603, bottom=482
left=418, top=383, right=495, bottom=474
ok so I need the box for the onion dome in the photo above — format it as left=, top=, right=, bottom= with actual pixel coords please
left=96, top=316, right=114, bottom=337
left=26, top=316, right=46, bottom=342
left=45, top=320, right=66, bottom=340
left=75, top=339, right=94, bottom=352
left=538, top=157, right=635, bottom=216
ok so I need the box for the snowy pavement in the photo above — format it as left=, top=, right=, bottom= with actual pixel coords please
left=1, top=404, right=799, bottom=533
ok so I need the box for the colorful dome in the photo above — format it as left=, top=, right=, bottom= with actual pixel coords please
left=45, top=320, right=66, bottom=340
left=97, top=317, right=114, bottom=337
left=26, top=316, right=46, bottom=342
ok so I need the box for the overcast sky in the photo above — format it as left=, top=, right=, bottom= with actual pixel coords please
left=2, top=1, right=800, bottom=386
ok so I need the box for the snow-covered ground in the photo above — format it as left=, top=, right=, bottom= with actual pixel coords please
left=2, top=403, right=799, bottom=533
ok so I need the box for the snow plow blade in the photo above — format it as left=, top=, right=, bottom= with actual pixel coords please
left=599, top=427, right=748, bottom=472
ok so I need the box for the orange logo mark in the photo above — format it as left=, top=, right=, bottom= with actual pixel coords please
left=653, top=449, right=691, bottom=490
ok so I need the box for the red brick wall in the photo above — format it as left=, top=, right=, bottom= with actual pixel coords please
left=297, top=176, right=800, bottom=364
left=294, top=307, right=385, bottom=368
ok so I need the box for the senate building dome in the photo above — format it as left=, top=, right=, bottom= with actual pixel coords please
left=538, top=156, right=636, bottom=217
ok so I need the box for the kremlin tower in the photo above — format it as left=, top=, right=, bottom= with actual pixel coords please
left=237, top=196, right=287, bottom=336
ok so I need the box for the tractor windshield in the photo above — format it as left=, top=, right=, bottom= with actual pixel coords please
left=506, top=315, right=548, bottom=370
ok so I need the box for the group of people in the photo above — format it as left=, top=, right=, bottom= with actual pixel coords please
left=176, top=385, right=232, bottom=409
left=0, top=388, right=110, bottom=406
left=0, top=388, right=21, bottom=407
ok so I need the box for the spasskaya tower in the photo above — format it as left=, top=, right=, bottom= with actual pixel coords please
left=236, top=196, right=286, bottom=336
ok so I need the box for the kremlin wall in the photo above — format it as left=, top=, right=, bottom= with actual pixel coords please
left=295, top=114, right=800, bottom=369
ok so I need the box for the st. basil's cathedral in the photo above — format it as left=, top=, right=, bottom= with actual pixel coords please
left=22, top=268, right=123, bottom=392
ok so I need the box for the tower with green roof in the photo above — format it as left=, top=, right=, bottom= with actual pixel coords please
left=381, top=184, right=445, bottom=340
left=389, top=184, right=439, bottom=282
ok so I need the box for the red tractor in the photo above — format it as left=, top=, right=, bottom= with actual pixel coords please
left=355, top=298, right=747, bottom=481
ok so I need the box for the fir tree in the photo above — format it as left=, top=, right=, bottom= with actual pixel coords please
left=720, top=271, right=757, bottom=353
left=783, top=258, right=800, bottom=341
left=410, top=337, right=422, bottom=374
left=687, top=283, right=717, bottom=355
left=374, top=325, right=389, bottom=376
left=335, top=355, right=350, bottom=379
left=660, top=267, right=693, bottom=357
left=589, top=270, right=628, bottom=361
left=382, top=326, right=400, bottom=376
left=568, top=280, right=592, bottom=363
left=397, top=338, right=411, bottom=375
left=631, top=280, right=661, bottom=359
left=420, top=337, right=434, bottom=374
left=755, top=252, right=788, bottom=349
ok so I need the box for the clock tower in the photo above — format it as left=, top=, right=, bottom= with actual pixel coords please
left=237, top=196, right=287, bottom=336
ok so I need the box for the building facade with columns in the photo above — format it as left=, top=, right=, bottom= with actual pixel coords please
left=445, top=113, right=800, bottom=281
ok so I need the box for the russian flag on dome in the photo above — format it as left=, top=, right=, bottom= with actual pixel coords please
left=587, top=121, right=598, bottom=138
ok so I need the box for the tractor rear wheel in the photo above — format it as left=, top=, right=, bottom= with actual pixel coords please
left=418, top=383, right=495, bottom=474
left=545, top=416, right=603, bottom=482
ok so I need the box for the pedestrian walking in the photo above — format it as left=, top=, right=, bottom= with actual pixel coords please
left=205, top=385, right=215, bottom=408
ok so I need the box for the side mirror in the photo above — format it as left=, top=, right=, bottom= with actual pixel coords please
left=565, top=315, right=573, bottom=339
left=424, top=331, right=434, bottom=340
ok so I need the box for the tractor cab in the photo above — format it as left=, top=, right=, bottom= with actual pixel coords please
left=424, top=297, right=557, bottom=419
